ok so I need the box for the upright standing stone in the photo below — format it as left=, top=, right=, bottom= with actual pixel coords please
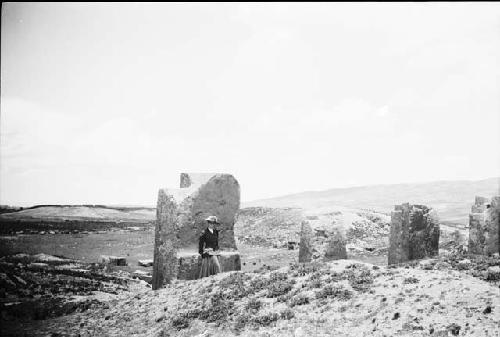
left=152, top=173, right=241, bottom=290
left=388, top=203, right=440, bottom=265
left=469, top=196, right=500, bottom=255
left=324, top=228, right=347, bottom=261
left=298, top=221, right=313, bottom=263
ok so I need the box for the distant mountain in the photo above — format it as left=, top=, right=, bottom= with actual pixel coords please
left=243, top=177, right=500, bottom=225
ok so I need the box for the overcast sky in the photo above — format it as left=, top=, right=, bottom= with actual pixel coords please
left=1, top=3, right=499, bottom=206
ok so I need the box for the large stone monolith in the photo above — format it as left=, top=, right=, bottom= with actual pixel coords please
left=469, top=196, right=500, bottom=256
left=152, top=173, right=241, bottom=290
left=388, top=203, right=440, bottom=265
left=324, top=228, right=347, bottom=261
left=298, top=221, right=313, bottom=263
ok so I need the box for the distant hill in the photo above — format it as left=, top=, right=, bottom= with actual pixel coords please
left=0, top=205, right=156, bottom=222
left=243, top=177, right=500, bottom=225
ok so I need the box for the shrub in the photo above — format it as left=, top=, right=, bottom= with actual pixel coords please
left=220, top=272, right=251, bottom=287
left=252, top=312, right=279, bottom=327
left=346, top=267, right=374, bottom=292
left=246, top=298, right=262, bottom=311
left=280, top=308, right=295, bottom=320
left=197, top=291, right=235, bottom=324
left=270, top=272, right=289, bottom=281
left=266, top=280, right=294, bottom=298
left=171, top=309, right=201, bottom=330
left=288, top=294, right=310, bottom=307
left=403, top=276, right=419, bottom=284
left=289, top=262, right=325, bottom=277
left=276, top=293, right=292, bottom=303
left=233, top=312, right=251, bottom=331
left=306, top=277, right=322, bottom=289
left=315, top=284, right=353, bottom=301
left=220, top=273, right=254, bottom=300
left=171, top=315, right=191, bottom=330
left=249, top=277, right=271, bottom=292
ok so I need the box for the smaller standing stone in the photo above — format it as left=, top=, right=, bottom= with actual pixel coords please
left=298, top=221, right=313, bottom=263
left=324, top=228, right=347, bottom=261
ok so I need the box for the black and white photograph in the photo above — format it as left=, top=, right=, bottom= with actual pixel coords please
left=1, top=3, right=499, bottom=336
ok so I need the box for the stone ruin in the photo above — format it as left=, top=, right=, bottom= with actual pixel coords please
left=152, top=173, right=241, bottom=290
left=298, top=221, right=347, bottom=263
left=468, top=196, right=500, bottom=256
left=388, top=203, right=440, bottom=265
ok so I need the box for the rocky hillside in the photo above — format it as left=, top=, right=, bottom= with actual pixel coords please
left=235, top=207, right=391, bottom=255
left=4, top=255, right=499, bottom=337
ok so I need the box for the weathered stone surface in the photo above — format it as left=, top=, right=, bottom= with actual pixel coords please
left=152, top=190, right=179, bottom=290
left=469, top=196, right=500, bottom=256
left=388, top=203, right=440, bottom=265
left=324, top=228, right=347, bottom=261
left=180, top=173, right=218, bottom=188
left=298, top=221, right=313, bottom=263
left=100, top=255, right=127, bottom=266
left=152, top=173, right=240, bottom=289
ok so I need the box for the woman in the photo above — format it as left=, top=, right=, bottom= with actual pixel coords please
left=198, top=215, right=222, bottom=278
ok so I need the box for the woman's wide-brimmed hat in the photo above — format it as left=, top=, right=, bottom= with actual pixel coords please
left=205, top=215, right=219, bottom=224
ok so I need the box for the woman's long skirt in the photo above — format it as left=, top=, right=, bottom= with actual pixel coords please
left=199, top=255, right=222, bottom=278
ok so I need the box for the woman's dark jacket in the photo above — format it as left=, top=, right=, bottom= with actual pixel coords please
left=199, top=228, right=219, bottom=258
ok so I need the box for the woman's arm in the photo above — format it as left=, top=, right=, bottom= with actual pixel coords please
left=199, top=234, right=205, bottom=256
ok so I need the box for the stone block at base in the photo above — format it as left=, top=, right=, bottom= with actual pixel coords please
left=177, top=251, right=241, bottom=280
left=100, top=255, right=127, bottom=266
